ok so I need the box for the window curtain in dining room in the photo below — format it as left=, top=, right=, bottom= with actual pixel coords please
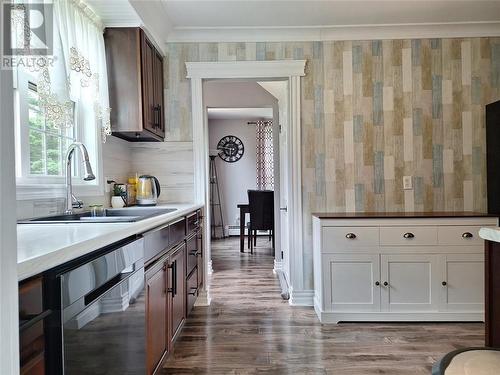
left=255, top=120, right=274, bottom=190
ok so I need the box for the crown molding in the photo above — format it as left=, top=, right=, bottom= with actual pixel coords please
left=167, top=21, right=500, bottom=43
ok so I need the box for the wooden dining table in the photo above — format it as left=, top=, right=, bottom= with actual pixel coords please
left=237, top=203, right=249, bottom=252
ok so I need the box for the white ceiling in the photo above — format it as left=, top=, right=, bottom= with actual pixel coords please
left=207, top=107, right=273, bottom=120
left=163, top=1, right=500, bottom=28
left=87, top=0, right=500, bottom=44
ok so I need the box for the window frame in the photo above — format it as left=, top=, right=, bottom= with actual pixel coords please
left=14, top=67, right=104, bottom=200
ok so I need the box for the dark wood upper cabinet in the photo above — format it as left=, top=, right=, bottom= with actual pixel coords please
left=104, top=27, right=165, bottom=142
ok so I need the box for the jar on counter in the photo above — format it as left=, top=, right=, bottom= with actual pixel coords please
left=89, top=204, right=104, bottom=217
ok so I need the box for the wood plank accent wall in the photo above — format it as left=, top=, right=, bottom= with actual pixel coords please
left=164, top=38, right=500, bottom=289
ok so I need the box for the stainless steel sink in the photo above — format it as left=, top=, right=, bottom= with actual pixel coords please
left=18, top=208, right=177, bottom=224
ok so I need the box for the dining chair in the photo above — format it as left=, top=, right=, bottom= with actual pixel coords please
left=247, top=190, right=274, bottom=254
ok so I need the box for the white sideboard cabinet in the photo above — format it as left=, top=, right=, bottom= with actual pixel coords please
left=312, top=213, right=498, bottom=323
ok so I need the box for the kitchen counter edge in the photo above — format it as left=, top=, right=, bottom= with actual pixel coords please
left=17, top=203, right=203, bottom=281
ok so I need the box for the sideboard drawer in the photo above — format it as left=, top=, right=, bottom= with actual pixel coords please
left=380, top=226, right=437, bottom=246
left=438, top=226, right=485, bottom=246
left=322, top=227, right=379, bottom=250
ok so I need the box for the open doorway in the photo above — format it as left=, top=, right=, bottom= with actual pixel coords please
left=204, top=80, right=286, bottom=293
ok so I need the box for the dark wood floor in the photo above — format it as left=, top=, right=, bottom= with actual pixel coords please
left=162, top=236, right=484, bottom=374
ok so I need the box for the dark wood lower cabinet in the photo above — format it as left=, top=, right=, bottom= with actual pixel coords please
left=197, top=229, right=204, bottom=291
left=485, top=240, right=500, bottom=348
left=145, top=240, right=187, bottom=374
left=19, top=210, right=202, bottom=375
left=146, top=258, right=169, bottom=374
left=170, top=244, right=186, bottom=344
left=19, top=277, right=46, bottom=375
left=186, top=269, right=198, bottom=316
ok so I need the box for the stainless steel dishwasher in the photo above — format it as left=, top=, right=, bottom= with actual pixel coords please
left=60, top=237, right=146, bottom=375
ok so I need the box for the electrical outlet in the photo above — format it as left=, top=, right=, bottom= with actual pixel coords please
left=403, top=176, right=413, bottom=190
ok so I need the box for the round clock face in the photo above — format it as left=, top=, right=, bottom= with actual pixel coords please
left=217, top=135, right=244, bottom=163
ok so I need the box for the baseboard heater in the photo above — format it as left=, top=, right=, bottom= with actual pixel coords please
left=226, top=225, right=272, bottom=237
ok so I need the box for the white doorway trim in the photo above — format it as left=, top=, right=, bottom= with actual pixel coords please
left=186, top=60, right=306, bottom=306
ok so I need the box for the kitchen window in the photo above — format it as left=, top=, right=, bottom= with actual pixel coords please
left=14, top=66, right=101, bottom=199
left=26, top=81, right=77, bottom=178
left=13, top=0, right=112, bottom=200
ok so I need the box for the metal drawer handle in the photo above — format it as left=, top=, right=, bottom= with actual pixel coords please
left=383, top=281, right=389, bottom=287
left=345, top=233, right=356, bottom=239
left=403, top=232, right=415, bottom=239
left=462, top=232, right=473, bottom=239
left=442, top=281, right=447, bottom=286
left=375, top=281, right=380, bottom=286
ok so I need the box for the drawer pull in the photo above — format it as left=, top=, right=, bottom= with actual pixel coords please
left=462, top=232, right=473, bottom=239
left=345, top=233, right=356, bottom=239
left=375, top=281, right=380, bottom=286
left=403, top=232, right=415, bottom=239
left=442, top=281, right=447, bottom=286
left=383, top=281, right=389, bottom=287
left=189, top=250, right=200, bottom=257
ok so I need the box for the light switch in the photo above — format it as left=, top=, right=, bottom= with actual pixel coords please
left=403, top=176, right=413, bottom=190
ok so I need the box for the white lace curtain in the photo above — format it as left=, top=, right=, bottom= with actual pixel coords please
left=54, top=0, right=111, bottom=141
left=256, top=120, right=274, bottom=190
left=25, top=0, right=111, bottom=141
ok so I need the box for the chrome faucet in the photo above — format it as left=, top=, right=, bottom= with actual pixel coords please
left=65, top=142, right=95, bottom=214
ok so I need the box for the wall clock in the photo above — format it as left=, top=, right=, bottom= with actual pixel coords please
left=217, top=135, right=244, bottom=163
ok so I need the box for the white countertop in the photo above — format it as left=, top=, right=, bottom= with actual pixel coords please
left=17, top=203, right=203, bottom=281
left=479, top=227, right=500, bottom=243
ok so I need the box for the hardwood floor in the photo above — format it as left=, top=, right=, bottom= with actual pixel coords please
left=162, top=236, right=484, bottom=374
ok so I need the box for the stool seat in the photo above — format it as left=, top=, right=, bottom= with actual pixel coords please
left=432, top=348, right=500, bottom=375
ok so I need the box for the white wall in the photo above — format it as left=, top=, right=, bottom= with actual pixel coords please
left=208, top=119, right=258, bottom=227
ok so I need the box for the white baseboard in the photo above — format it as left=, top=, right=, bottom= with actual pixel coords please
left=273, top=259, right=283, bottom=274
left=194, top=288, right=211, bottom=306
left=289, top=289, right=314, bottom=306
left=314, top=309, right=484, bottom=324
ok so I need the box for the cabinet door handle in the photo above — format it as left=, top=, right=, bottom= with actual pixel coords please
left=442, top=281, right=447, bottom=286
left=189, top=250, right=199, bottom=257
left=345, top=233, right=356, bottom=239
left=188, top=287, right=197, bottom=296
left=167, top=263, right=174, bottom=294
left=383, top=281, right=389, bottom=287
left=403, top=232, right=415, bottom=239
left=173, top=260, right=177, bottom=297
left=462, top=232, right=473, bottom=238
left=158, top=104, right=162, bottom=129
left=375, top=281, right=380, bottom=286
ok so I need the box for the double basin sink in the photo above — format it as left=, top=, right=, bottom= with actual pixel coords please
left=19, top=207, right=177, bottom=224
